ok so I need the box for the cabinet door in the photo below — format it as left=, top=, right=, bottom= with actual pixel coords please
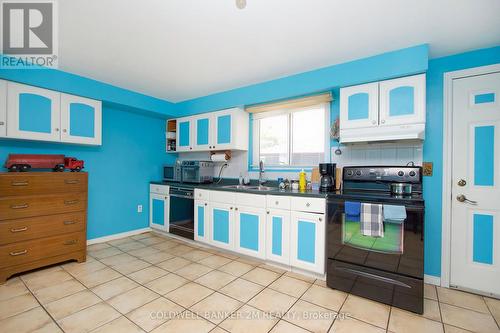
left=266, top=208, right=290, bottom=265
left=340, top=82, right=379, bottom=129
left=290, top=211, right=325, bottom=274
left=60, top=93, right=102, bottom=145
left=176, top=117, right=193, bottom=151
left=209, top=202, right=234, bottom=250
left=193, top=115, right=212, bottom=151
left=150, top=193, right=169, bottom=232
left=235, top=205, right=266, bottom=258
left=212, top=110, right=233, bottom=150
left=379, top=74, right=426, bottom=126
left=0, top=80, right=6, bottom=137
left=6, top=82, right=61, bottom=141
left=194, top=200, right=210, bottom=244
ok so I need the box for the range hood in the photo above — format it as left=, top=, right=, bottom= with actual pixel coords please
left=340, top=123, right=425, bottom=143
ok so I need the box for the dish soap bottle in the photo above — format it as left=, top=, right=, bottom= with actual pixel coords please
left=299, top=169, right=307, bottom=191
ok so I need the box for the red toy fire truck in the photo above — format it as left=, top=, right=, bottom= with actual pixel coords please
left=4, top=154, right=85, bottom=172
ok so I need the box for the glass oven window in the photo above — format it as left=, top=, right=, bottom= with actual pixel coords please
left=342, top=213, right=404, bottom=254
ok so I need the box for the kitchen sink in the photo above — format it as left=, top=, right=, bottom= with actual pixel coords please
left=220, top=185, right=277, bottom=191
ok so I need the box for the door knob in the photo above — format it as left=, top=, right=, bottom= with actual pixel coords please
left=456, top=194, right=477, bottom=205
left=457, top=179, right=466, bottom=187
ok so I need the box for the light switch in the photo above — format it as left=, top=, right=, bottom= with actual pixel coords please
left=137, top=205, right=143, bottom=213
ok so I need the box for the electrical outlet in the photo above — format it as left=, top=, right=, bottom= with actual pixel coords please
left=422, top=162, right=433, bottom=176
left=137, top=205, right=143, bottom=213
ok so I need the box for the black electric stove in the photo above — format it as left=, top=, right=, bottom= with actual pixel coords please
left=326, top=166, right=424, bottom=314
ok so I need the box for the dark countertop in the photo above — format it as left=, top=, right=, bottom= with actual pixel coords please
left=150, top=179, right=332, bottom=198
left=150, top=179, right=424, bottom=205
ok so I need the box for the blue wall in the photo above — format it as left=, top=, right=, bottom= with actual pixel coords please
left=423, top=46, right=500, bottom=277
left=0, top=106, right=175, bottom=239
left=176, top=44, right=429, bottom=115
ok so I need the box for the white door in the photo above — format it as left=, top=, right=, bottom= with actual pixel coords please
left=193, top=114, right=212, bottom=151
left=176, top=116, right=193, bottom=152
left=266, top=208, right=290, bottom=265
left=211, top=110, right=234, bottom=151
left=234, top=205, right=266, bottom=259
left=0, top=80, right=6, bottom=137
left=7, top=82, right=61, bottom=141
left=290, top=211, right=325, bottom=274
left=340, top=82, right=379, bottom=129
left=450, top=71, right=500, bottom=297
left=379, top=74, right=426, bottom=126
left=150, top=193, right=169, bottom=232
left=60, top=94, right=102, bottom=145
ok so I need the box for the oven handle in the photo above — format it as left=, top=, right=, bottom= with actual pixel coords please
left=169, top=193, right=194, bottom=199
left=334, top=266, right=411, bottom=288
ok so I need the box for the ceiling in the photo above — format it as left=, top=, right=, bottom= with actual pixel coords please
left=59, top=0, right=500, bottom=102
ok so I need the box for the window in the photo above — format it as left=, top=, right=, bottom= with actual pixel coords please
left=252, top=103, right=330, bottom=168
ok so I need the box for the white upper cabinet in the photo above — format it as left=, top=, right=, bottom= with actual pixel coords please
left=340, top=74, right=426, bottom=143
left=60, top=93, right=102, bottom=145
left=176, top=116, right=194, bottom=152
left=379, top=74, right=425, bottom=126
left=340, top=82, right=379, bottom=130
left=4, top=81, right=102, bottom=145
left=174, top=107, right=249, bottom=153
left=0, top=80, right=6, bottom=137
left=7, top=82, right=61, bottom=142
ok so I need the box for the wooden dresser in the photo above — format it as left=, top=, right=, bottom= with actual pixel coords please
left=0, top=172, right=87, bottom=283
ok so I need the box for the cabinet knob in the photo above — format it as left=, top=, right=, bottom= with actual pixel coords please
left=204, top=203, right=207, bottom=206
left=266, top=211, right=270, bottom=214
left=275, top=201, right=279, bottom=205
left=381, top=120, right=385, bottom=124
left=230, top=207, right=233, bottom=210
left=319, top=217, right=322, bottom=222
left=371, top=121, right=376, bottom=125
left=55, top=128, right=60, bottom=132
left=235, top=207, right=238, bottom=211
left=190, top=147, right=192, bottom=150
left=0, top=121, right=5, bottom=125
left=306, top=203, right=310, bottom=207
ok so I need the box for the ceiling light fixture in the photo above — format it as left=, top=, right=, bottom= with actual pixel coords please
left=236, top=0, right=247, bottom=10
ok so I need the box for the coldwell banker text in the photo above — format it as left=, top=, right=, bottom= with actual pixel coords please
left=1, top=0, right=58, bottom=68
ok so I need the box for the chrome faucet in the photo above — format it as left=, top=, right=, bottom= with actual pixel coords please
left=259, top=160, right=266, bottom=185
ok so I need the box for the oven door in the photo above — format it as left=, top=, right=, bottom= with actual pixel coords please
left=327, top=198, right=424, bottom=278
left=168, top=187, right=194, bottom=239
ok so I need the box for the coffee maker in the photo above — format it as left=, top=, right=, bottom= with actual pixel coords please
left=319, top=163, right=336, bottom=192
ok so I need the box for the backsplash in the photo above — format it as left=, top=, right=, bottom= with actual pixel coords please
left=331, top=142, right=423, bottom=168
left=177, top=141, right=422, bottom=181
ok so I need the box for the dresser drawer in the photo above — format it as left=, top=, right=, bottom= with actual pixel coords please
left=0, top=212, right=85, bottom=245
left=0, top=172, right=88, bottom=197
left=290, top=197, right=325, bottom=214
left=0, top=231, right=86, bottom=269
left=0, top=193, right=87, bottom=221
left=266, top=195, right=291, bottom=210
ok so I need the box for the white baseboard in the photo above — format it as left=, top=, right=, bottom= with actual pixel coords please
left=424, top=274, right=441, bottom=286
left=87, top=227, right=151, bottom=245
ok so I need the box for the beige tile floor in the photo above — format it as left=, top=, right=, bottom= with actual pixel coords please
left=1, top=232, right=499, bottom=333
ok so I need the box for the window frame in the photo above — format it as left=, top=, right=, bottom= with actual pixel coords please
left=251, top=102, right=331, bottom=170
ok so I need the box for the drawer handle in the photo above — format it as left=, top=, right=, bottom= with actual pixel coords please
left=65, top=180, right=79, bottom=184
left=10, top=226, right=28, bottom=233
left=306, top=203, right=311, bottom=207
left=10, top=204, right=29, bottom=209
left=63, top=220, right=77, bottom=225
left=11, top=181, right=29, bottom=186
left=64, top=200, right=79, bottom=205
left=10, top=249, right=28, bottom=256
left=64, top=240, right=78, bottom=245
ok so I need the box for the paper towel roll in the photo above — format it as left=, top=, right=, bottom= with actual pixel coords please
left=211, top=153, right=228, bottom=162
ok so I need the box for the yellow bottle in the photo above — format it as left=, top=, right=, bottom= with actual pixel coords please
left=299, top=169, right=307, bottom=191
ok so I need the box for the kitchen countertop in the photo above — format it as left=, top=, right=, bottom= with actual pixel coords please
left=150, top=179, right=425, bottom=204
left=150, top=179, right=333, bottom=198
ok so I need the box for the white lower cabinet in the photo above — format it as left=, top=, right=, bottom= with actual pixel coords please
left=209, top=202, right=235, bottom=250
left=194, top=199, right=210, bottom=244
left=202, top=190, right=326, bottom=275
left=149, top=184, right=169, bottom=232
left=235, top=205, right=266, bottom=259
left=0, top=80, right=6, bottom=137
left=290, top=211, right=325, bottom=274
left=266, top=208, right=290, bottom=265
